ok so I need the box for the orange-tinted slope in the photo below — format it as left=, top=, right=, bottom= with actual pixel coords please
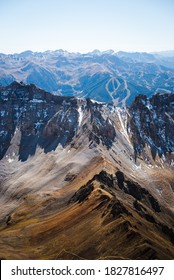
left=0, top=157, right=174, bottom=260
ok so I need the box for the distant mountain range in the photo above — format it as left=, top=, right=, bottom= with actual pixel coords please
left=0, top=50, right=174, bottom=106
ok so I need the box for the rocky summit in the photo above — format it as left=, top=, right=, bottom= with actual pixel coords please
left=0, top=82, right=174, bottom=260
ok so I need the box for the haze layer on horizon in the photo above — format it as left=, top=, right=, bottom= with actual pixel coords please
left=0, top=0, right=174, bottom=54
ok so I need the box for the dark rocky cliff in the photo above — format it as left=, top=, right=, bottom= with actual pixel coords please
left=0, top=82, right=173, bottom=163
left=128, top=93, right=174, bottom=160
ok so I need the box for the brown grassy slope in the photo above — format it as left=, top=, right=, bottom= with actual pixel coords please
left=0, top=164, right=174, bottom=260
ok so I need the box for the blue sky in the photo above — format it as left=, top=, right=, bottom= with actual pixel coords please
left=0, top=0, right=174, bottom=54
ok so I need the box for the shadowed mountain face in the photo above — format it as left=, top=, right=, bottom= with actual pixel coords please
left=0, top=82, right=174, bottom=260
left=0, top=50, right=174, bottom=106
left=128, top=93, right=174, bottom=160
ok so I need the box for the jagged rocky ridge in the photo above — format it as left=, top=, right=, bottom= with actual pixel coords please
left=0, top=82, right=173, bottom=162
left=0, top=82, right=174, bottom=260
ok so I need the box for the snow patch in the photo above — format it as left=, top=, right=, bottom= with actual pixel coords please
left=91, top=99, right=105, bottom=104
left=146, top=100, right=153, bottom=110
left=78, top=106, right=83, bottom=126
left=108, top=119, right=112, bottom=125
left=30, top=99, right=45, bottom=103
left=43, top=110, right=48, bottom=118
left=117, top=108, right=131, bottom=144
left=0, top=130, right=8, bottom=137
left=35, top=121, right=42, bottom=129
left=7, top=158, right=14, bottom=163
left=1, top=111, right=5, bottom=117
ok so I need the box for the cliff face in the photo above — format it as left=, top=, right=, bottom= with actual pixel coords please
left=1, top=82, right=173, bottom=162
left=0, top=82, right=79, bottom=161
left=0, top=82, right=116, bottom=161
left=128, top=93, right=174, bottom=160
left=0, top=82, right=174, bottom=260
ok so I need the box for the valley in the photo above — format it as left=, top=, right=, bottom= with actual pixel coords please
left=0, top=50, right=174, bottom=106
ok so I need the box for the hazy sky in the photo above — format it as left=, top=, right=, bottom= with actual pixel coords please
left=0, top=0, right=174, bottom=54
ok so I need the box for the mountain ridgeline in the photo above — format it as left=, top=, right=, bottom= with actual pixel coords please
left=0, top=82, right=174, bottom=163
